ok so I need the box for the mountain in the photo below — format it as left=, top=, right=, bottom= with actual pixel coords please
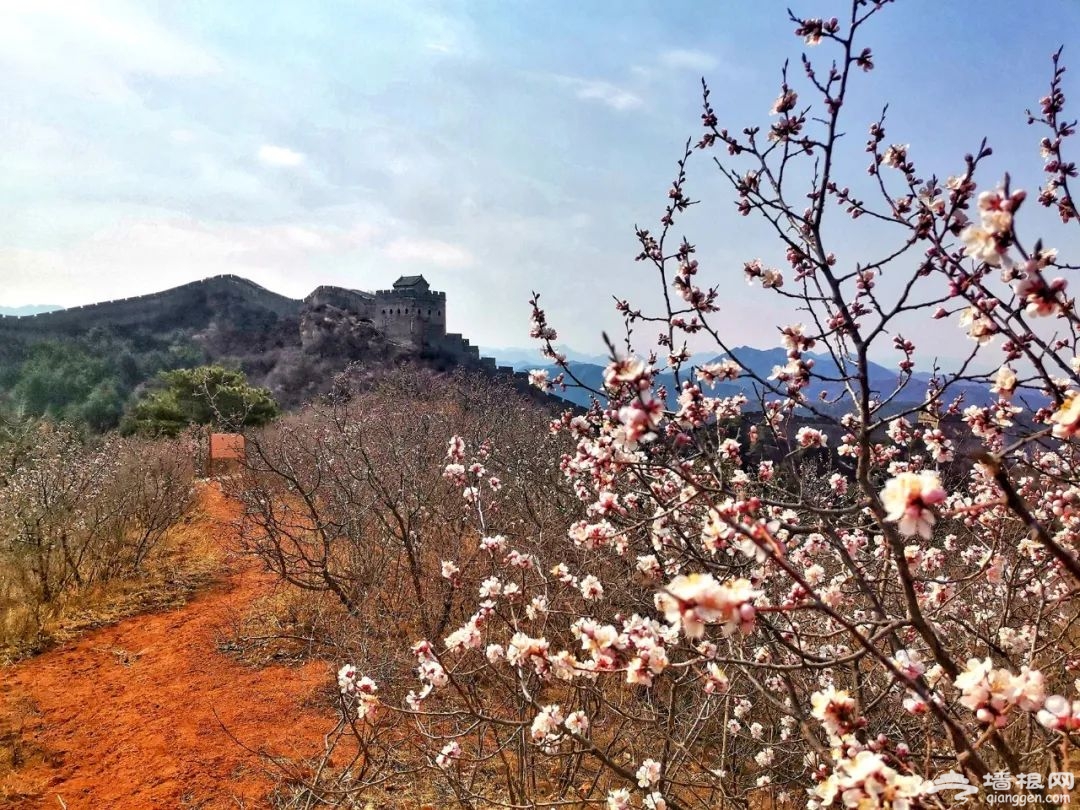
left=530, top=346, right=997, bottom=413
left=0, top=274, right=551, bottom=429
left=479, top=344, right=611, bottom=370
left=0, top=304, right=64, bottom=316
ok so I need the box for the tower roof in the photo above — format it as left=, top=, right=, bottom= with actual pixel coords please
left=392, top=275, right=430, bottom=291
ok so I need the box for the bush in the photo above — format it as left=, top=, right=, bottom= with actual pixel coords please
left=0, top=422, right=198, bottom=651
left=229, top=369, right=577, bottom=668
left=124, top=365, right=279, bottom=437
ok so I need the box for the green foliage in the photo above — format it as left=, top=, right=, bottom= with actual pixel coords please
left=9, top=342, right=117, bottom=427
left=0, top=330, right=206, bottom=433
left=125, top=365, right=279, bottom=437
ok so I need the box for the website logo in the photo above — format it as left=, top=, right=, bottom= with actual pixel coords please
left=926, top=771, right=979, bottom=804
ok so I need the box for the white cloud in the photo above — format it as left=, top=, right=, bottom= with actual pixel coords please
left=384, top=237, right=473, bottom=268
left=0, top=217, right=381, bottom=305
left=659, top=49, right=718, bottom=72
left=0, top=0, right=221, bottom=103
left=170, top=129, right=196, bottom=145
left=257, top=144, right=306, bottom=168
left=553, top=76, right=644, bottom=111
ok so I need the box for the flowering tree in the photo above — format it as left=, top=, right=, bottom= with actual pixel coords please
left=231, top=370, right=576, bottom=672
left=0, top=423, right=197, bottom=648
left=321, top=3, right=1080, bottom=807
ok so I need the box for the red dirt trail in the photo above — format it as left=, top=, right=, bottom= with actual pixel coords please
left=0, top=486, right=333, bottom=809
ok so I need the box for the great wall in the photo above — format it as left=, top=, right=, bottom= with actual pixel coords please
left=0, top=273, right=541, bottom=390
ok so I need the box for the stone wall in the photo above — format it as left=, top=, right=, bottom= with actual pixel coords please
left=0, top=274, right=302, bottom=335
left=305, top=286, right=377, bottom=319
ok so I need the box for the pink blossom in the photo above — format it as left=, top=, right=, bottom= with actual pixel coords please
left=881, top=471, right=946, bottom=539
left=655, top=573, right=759, bottom=639
left=1050, top=393, right=1080, bottom=439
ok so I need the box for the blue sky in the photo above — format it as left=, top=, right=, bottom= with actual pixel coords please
left=2, top=0, right=1079, bottom=361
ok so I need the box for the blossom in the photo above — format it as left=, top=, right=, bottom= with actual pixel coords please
left=444, top=618, right=483, bottom=650
left=960, top=189, right=1017, bottom=268
left=579, top=574, right=604, bottom=600
left=703, top=662, right=730, bottom=694
left=770, top=88, right=798, bottom=115
left=655, top=573, right=759, bottom=639
left=530, top=703, right=565, bottom=742
left=440, top=560, right=459, bottom=580
left=507, top=632, right=551, bottom=676
left=1015, top=271, right=1067, bottom=316
left=882, top=143, right=909, bottom=168
left=564, top=710, right=589, bottom=735
left=337, top=664, right=358, bottom=694
left=636, top=554, right=661, bottom=580
left=810, top=686, right=858, bottom=741
left=618, top=390, right=664, bottom=444
left=892, top=649, right=925, bottom=680
left=480, top=534, right=507, bottom=553
left=446, top=435, right=465, bottom=461
left=607, top=790, right=632, bottom=810
left=528, top=369, right=551, bottom=391
left=573, top=619, right=620, bottom=655
left=1050, top=393, right=1080, bottom=439
left=955, top=658, right=1046, bottom=727
left=436, top=740, right=461, bottom=769
left=696, top=359, right=741, bottom=384
left=637, top=758, right=661, bottom=788
left=810, top=750, right=928, bottom=810
left=761, top=268, right=784, bottom=288
left=958, top=306, right=997, bottom=344
left=1037, top=694, right=1080, bottom=731
left=880, top=471, right=946, bottom=539
left=479, top=577, right=502, bottom=598
left=604, top=356, right=648, bottom=389
left=796, top=427, right=828, bottom=448
left=779, top=322, right=815, bottom=353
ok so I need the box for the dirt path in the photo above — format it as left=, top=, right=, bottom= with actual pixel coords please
left=0, top=487, right=333, bottom=809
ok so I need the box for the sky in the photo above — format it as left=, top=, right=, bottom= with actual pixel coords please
left=2, top=0, right=1080, bottom=363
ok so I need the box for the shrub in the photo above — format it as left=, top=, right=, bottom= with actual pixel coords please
left=0, top=422, right=198, bottom=651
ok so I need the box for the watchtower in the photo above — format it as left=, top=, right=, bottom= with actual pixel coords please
left=374, top=275, right=447, bottom=348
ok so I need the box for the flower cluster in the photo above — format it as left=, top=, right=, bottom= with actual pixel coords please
left=655, top=574, right=760, bottom=639
left=954, top=658, right=1046, bottom=728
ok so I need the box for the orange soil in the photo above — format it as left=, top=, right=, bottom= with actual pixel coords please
left=0, top=486, right=334, bottom=809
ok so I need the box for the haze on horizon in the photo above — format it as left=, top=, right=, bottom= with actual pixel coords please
left=2, top=0, right=1079, bottom=367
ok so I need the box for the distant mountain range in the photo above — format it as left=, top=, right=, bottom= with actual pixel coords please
left=0, top=304, right=64, bottom=317
left=478, top=344, right=612, bottom=369
left=482, top=344, right=999, bottom=413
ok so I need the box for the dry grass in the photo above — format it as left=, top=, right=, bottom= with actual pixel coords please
left=0, top=497, right=221, bottom=664
left=216, top=586, right=349, bottom=667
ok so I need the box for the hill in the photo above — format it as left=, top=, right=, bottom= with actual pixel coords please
left=0, top=304, right=63, bottom=317
left=0, top=274, right=548, bottom=429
